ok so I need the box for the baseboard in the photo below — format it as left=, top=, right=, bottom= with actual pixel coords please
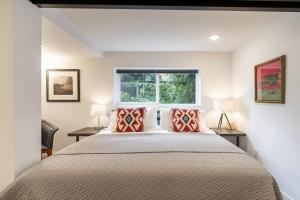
left=281, top=190, right=295, bottom=200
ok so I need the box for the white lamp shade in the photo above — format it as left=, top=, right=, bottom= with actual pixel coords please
left=214, top=99, right=234, bottom=111
left=90, top=104, right=106, bottom=117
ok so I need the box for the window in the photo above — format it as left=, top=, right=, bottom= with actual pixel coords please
left=115, top=69, right=199, bottom=105
left=120, top=72, right=156, bottom=103
left=159, top=73, right=196, bottom=104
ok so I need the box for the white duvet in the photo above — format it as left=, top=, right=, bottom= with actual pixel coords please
left=99, top=127, right=216, bottom=135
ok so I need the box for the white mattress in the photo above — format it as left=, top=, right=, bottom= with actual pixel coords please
left=99, top=127, right=216, bottom=135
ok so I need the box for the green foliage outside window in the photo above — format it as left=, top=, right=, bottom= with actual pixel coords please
left=120, top=72, right=196, bottom=104
left=120, top=73, right=156, bottom=102
left=159, top=73, right=196, bottom=104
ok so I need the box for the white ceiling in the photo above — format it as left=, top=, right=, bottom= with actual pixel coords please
left=42, top=17, right=99, bottom=59
left=42, top=9, right=284, bottom=56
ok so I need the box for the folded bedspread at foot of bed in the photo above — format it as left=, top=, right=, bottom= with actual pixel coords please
left=0, top=133, right=282, bottom=200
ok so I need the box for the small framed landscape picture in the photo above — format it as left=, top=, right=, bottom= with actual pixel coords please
left=255, top=55, right=286, bottom=104
left=46, top=69, right=80, bottom=102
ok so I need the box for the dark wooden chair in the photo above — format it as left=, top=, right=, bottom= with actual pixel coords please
left=42, top=120, right=59, bottom=157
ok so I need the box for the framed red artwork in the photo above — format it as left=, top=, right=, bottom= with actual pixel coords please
left=255, top=55, right=286, bottom=104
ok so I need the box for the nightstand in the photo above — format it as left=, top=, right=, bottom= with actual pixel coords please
left=68, top=127, right=104, bottom=142
left=211, top=128, right=246, bottom=147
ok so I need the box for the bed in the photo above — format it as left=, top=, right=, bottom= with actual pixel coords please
left=0, top=130, right=282, bottom=200
left=100, top=127, right=216, bottom=134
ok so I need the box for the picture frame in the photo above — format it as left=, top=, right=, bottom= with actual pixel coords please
left=46, top=69, right=80, bottom=102
left=255, top=55, right=286, bottom=104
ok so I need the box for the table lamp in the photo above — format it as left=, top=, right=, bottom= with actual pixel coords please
left=214, top=99, right=234, bottom=130
left=90, top=104, right=106, bottom=130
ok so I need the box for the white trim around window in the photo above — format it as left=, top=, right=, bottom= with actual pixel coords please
left=114, top=68, right=202, bottom=107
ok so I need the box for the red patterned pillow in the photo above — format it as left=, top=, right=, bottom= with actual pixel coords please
left=172, top=109, right=199, bottom=132
left=116, top=108, right=145, bottom=132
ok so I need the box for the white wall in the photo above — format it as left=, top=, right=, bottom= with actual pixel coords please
left=232, top=13, right=300, bottom=200
left=42, top=52, right=232, bottom=151
left=0, top=0, right=41, bottom=191
left=14, top=0, right=41, bottom=176
left=0, top=0, right=15, bottom=191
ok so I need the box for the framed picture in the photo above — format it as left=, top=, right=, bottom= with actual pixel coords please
left=255, top=55, right=286, bottom=104
left=46, top=69, right=80, bottom=102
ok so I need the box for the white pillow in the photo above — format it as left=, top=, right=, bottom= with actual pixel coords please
left=159, top=108, right=173, bottom=131
left=199, top=110, right=208, bottom=130
left=108, top=110, right=117, bottom=132
left=108, top=107, right=158, bottom=132
left=159, top=108, right=208, bottom=131
left=144, top=107, right=158, bottom=129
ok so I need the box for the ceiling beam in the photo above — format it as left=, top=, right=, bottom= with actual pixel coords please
left=42, top=9, right=104, bottom=57
left=31, top=0, right=300, bottom=11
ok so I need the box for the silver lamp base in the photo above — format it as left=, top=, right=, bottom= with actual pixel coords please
left=217, top=112, right=233, bottom=130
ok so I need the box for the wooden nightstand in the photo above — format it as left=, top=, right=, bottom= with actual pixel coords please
left=211, top=128, right=246, bottom=147
left=68, top=127, right=104, bottom=142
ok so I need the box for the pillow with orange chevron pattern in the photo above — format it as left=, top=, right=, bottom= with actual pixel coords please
left=116, top=108, right=145, bottom=132
left=171, top=108, right=200, bottom=132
